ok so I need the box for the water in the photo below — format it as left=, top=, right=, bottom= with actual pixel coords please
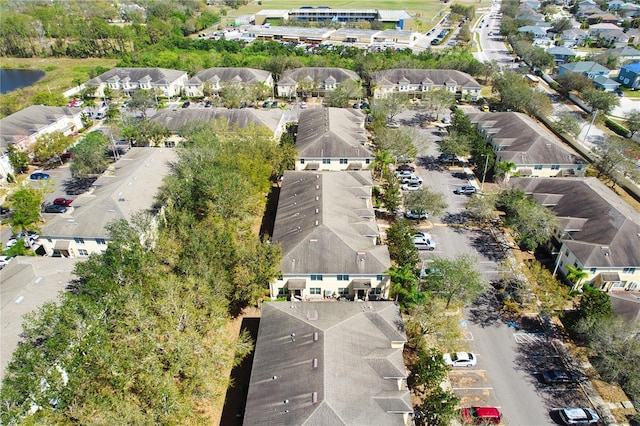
left=0, top=69, right=46, bottom=94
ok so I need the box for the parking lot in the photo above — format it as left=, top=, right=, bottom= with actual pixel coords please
left=395, top=109, right=594, bottom=425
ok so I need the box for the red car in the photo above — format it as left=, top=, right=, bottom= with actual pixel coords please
left=53, top=198, right=73, bottom=207
left=60, top=151, right=75, bottom=160
left=461, top=407, right=502, bottom=424
left=396, top=164, right=415, bottom=172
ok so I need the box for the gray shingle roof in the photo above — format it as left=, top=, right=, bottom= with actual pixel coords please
left=41, top=148, right=177, bottom=239
left=467, top=112, right=583, bottom=165
left=86, top=67, right=187, bottom=86
left=243, top=302, right=411, bottom=426
left=296, top=107, right=372, bottom=159
left=186, top=67, right=271, bottom=86
left=272, top=171, right=390, bottom=275
left=278, top=67, right=359, bottom=86
left=0, top=105, right=81, bottom=149
left=509, top=177, right=640, bottom=268
left=371, top=68, right=480, bottom=90
left=149, top=108, right=283, bottom=135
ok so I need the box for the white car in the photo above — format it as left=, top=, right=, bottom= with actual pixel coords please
left=395, top=170, right=414, bottom=178
left=558, top=407, right=599, bottom=425
left=0, top=255, right=12, bottom=270
left=443, top=352, right=477, bottom=367
left=405, top=210, right=428, bottom=220
left=386, top=121, right=400, bottom=128
left=402, top=182, right=423, bottom=191
left=401, top=175, right=423, bottom=185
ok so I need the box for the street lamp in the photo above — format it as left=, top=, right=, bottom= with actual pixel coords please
left=582, top=109, right=598, bottom=143
left=480, top=154, right=490, bottom=192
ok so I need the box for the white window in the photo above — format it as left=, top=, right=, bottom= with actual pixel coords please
left=78, top=249, right=89, bottom=257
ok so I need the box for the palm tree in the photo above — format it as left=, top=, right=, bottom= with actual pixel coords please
left=566, top=265, right=589, bottom=291
left=371, top=150, right=393, bottom=181
left=388, top=265, right=424, bottom=312
left=495, top=161, right=517, bottom=183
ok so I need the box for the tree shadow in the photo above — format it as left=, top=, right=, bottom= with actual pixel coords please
left=416, top=155, right=444, bottom=171
left=63, top=177, right=97, bottom=196
left=467, top=288, right=503, bottom=327
left=469, top=231, right=506, bottom=262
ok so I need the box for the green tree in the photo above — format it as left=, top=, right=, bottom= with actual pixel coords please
left=32, top=131, right=70, bottom=164
left=425, top=254, right=486, bottom=309
left=381, top=174, right=403, bottom=215
left=554, top=112, right=581, bottom=137
left=325, top=80, right=363, bottom=108
left=7, top=145, right=29, bottom=174
left=388, top=264, right=424, bottom=310
left=594, top=135, right=639, bottom=186
left=492, top=71, right=532, bottom=112
left=439, top=130, right=472, bottom=158
left=421, top=88, right=455, bottom=120
left=582, top=88, right=619, bottom=115
left=128, top=89, right=156, bottom=118
left=371, top=150, right=394, bottom=181
left=374, top=127, right=420, bottom=163
left=4, top=186, right=45, bottom=249
left=552, top=17, right=572, bottom=33
left=413, top=386, right=459, bottom=426
left=624, top=110, right=640, bottom=137
left=408, top=347, right=450, bottom=390
left=495, top=160, right=517, bottom=181
left=575, top=285, right=613, bottom=321
left=510, top=198, right=559, bottom=250
left=404, top=187, right=448, bottom=218
left=555, top=71, right=593, bottom=95
left=220, top=83, right=245, bottom=108
left=386, top=218, right=419, bottom=268
left=372, top=92, right=410, bottom=122
left=136, top=119, right=170, bottom=147
left=70, top=131, right=110, bottom=177
left=466, top=192, right=498, bottom=223
left=31, top=90, right=66, bottom=106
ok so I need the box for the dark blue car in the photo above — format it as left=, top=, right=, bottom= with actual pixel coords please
left=30, top=172, right=50, bottom=180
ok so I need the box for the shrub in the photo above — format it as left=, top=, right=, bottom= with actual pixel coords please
left=605, top=118, right=630, bottom=137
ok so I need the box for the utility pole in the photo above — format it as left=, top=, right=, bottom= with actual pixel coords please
left=582, top=109, right=598, bottom=143
left=481, top=154, right=490, bottom=192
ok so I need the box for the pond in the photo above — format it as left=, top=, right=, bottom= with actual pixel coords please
left=0, top=69, right=46, bottom=94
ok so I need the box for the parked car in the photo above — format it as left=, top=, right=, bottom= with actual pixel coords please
left=413, top=234, right=436, bottom=250
left=270, top=101, right=278, bottom=108
left=6, top=231, right=39, bottom=248
left=402, top=182, right=423, bottom=191
left=401, top=175, right=423, bottom=185
left=181, top=101, right=190, bottom=108
left=542, top=370, right=580, bottom=385
left=443, top=352, right=477, bottom=367
left=438, top=153, right=458, bottom=163
left=454, top=185, right=477, bottom=195
left=60, top=151, right=75, bottom=160
left=53, top=198, right=73, bottom=207
left=204, top=100, right=212, bottom=108
left=0, top=255, right=13, bottom=270
left=461, top=407, right=502, bottom=424
left=558, top=407, right=599, bottom=425
left=396, top=164, right=415, bottom=172
left=352, top=103, right=360, bottom=109
left=43, top=204, right=67, bottom=214
left=30, top=172, right=50, bottom=180
left=405, top=210, right=428, bottom=220
left=0, top=205, right=9, bottom=216
left=395, top=170, right=414, bottom=178
left=299, top=101, right=307, bottom=109
left=262, top=101, right=271, bottom=108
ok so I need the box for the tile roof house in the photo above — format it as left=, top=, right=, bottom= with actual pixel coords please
left=243, top=301, right=412, bottom=426
left=0, top=106, right=84, bottom=179
left=149, top=108, right=287, bottom=142
left=270, top=170, right=391, bottom=301
left=295, top=107, right=373, bottom=171
left=617, top=62, right=640, bottom=89
left=547, top=46, right=577, bottom=63
left=607, top=46, right=640, bottom=65
left=508, top=177, right=640, bottom=292
left=558, top=61, right=611, bottom=80
left=467, top=112, right=585, bottom=178
left=560, top=28, right=588, bottom=47
left=370, top=68, right=481, bottom=101
left=276, top=67, right=360, bottom=98
left=39, top=148, right=177, bottom=258
left=85, top=67, right=188, bottom=98
left=184, top=67, right=274, bottom=98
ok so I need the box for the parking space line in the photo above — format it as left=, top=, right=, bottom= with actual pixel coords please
left=452, top=387, right=494, bottom=390
left=464, top=332, right=474, bottom=340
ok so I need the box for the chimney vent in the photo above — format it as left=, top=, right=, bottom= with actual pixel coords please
left=313, top=358, right=318, bottom=368
left=312, top=392, right=318, bottom=404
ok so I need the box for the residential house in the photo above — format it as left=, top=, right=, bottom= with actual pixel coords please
left=625, top=28, right=640, bottom=44
left=607, top=46, right=640, bottom=65
left=295, top=107, right=372, bottom=171
left=518, top=25, right=553, bottom=45
left=370, top=68, right=481, bottom=101
left=183, top=67, right=274, bottom=98
left=0, top=105, right=84, bottom=179
left=592, top=74, right=621, bottom=91
left=85, top=68, right=188, bottom=98
left=617, top=62, right=640, bottom=89
left=558, top=61, right=611, bottom=80
left=243, top=301, right=413, bottom=426
left=270, top=170, right=391, bottom=301
left=0, top=257, right=80, bottom=380
left=586, top=12, right=619, bottom=24
left=39, top=148, right=177, bottom=258
left=276, top=67, right=360, bottom=98
left=607, top=0, right=626, bottom=11
left=597, top=29, right=631, bottom=47
left=547, top=46, right=578, bottom=63
left=509, top=177, right=640, bottom=292
left=561, top=28, right=588, bottom=47
left=467, top=112, right=586, bottom=178
left=149, top=108, right=287, bottom=142
left=619, top=2, right=640, bottom=18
